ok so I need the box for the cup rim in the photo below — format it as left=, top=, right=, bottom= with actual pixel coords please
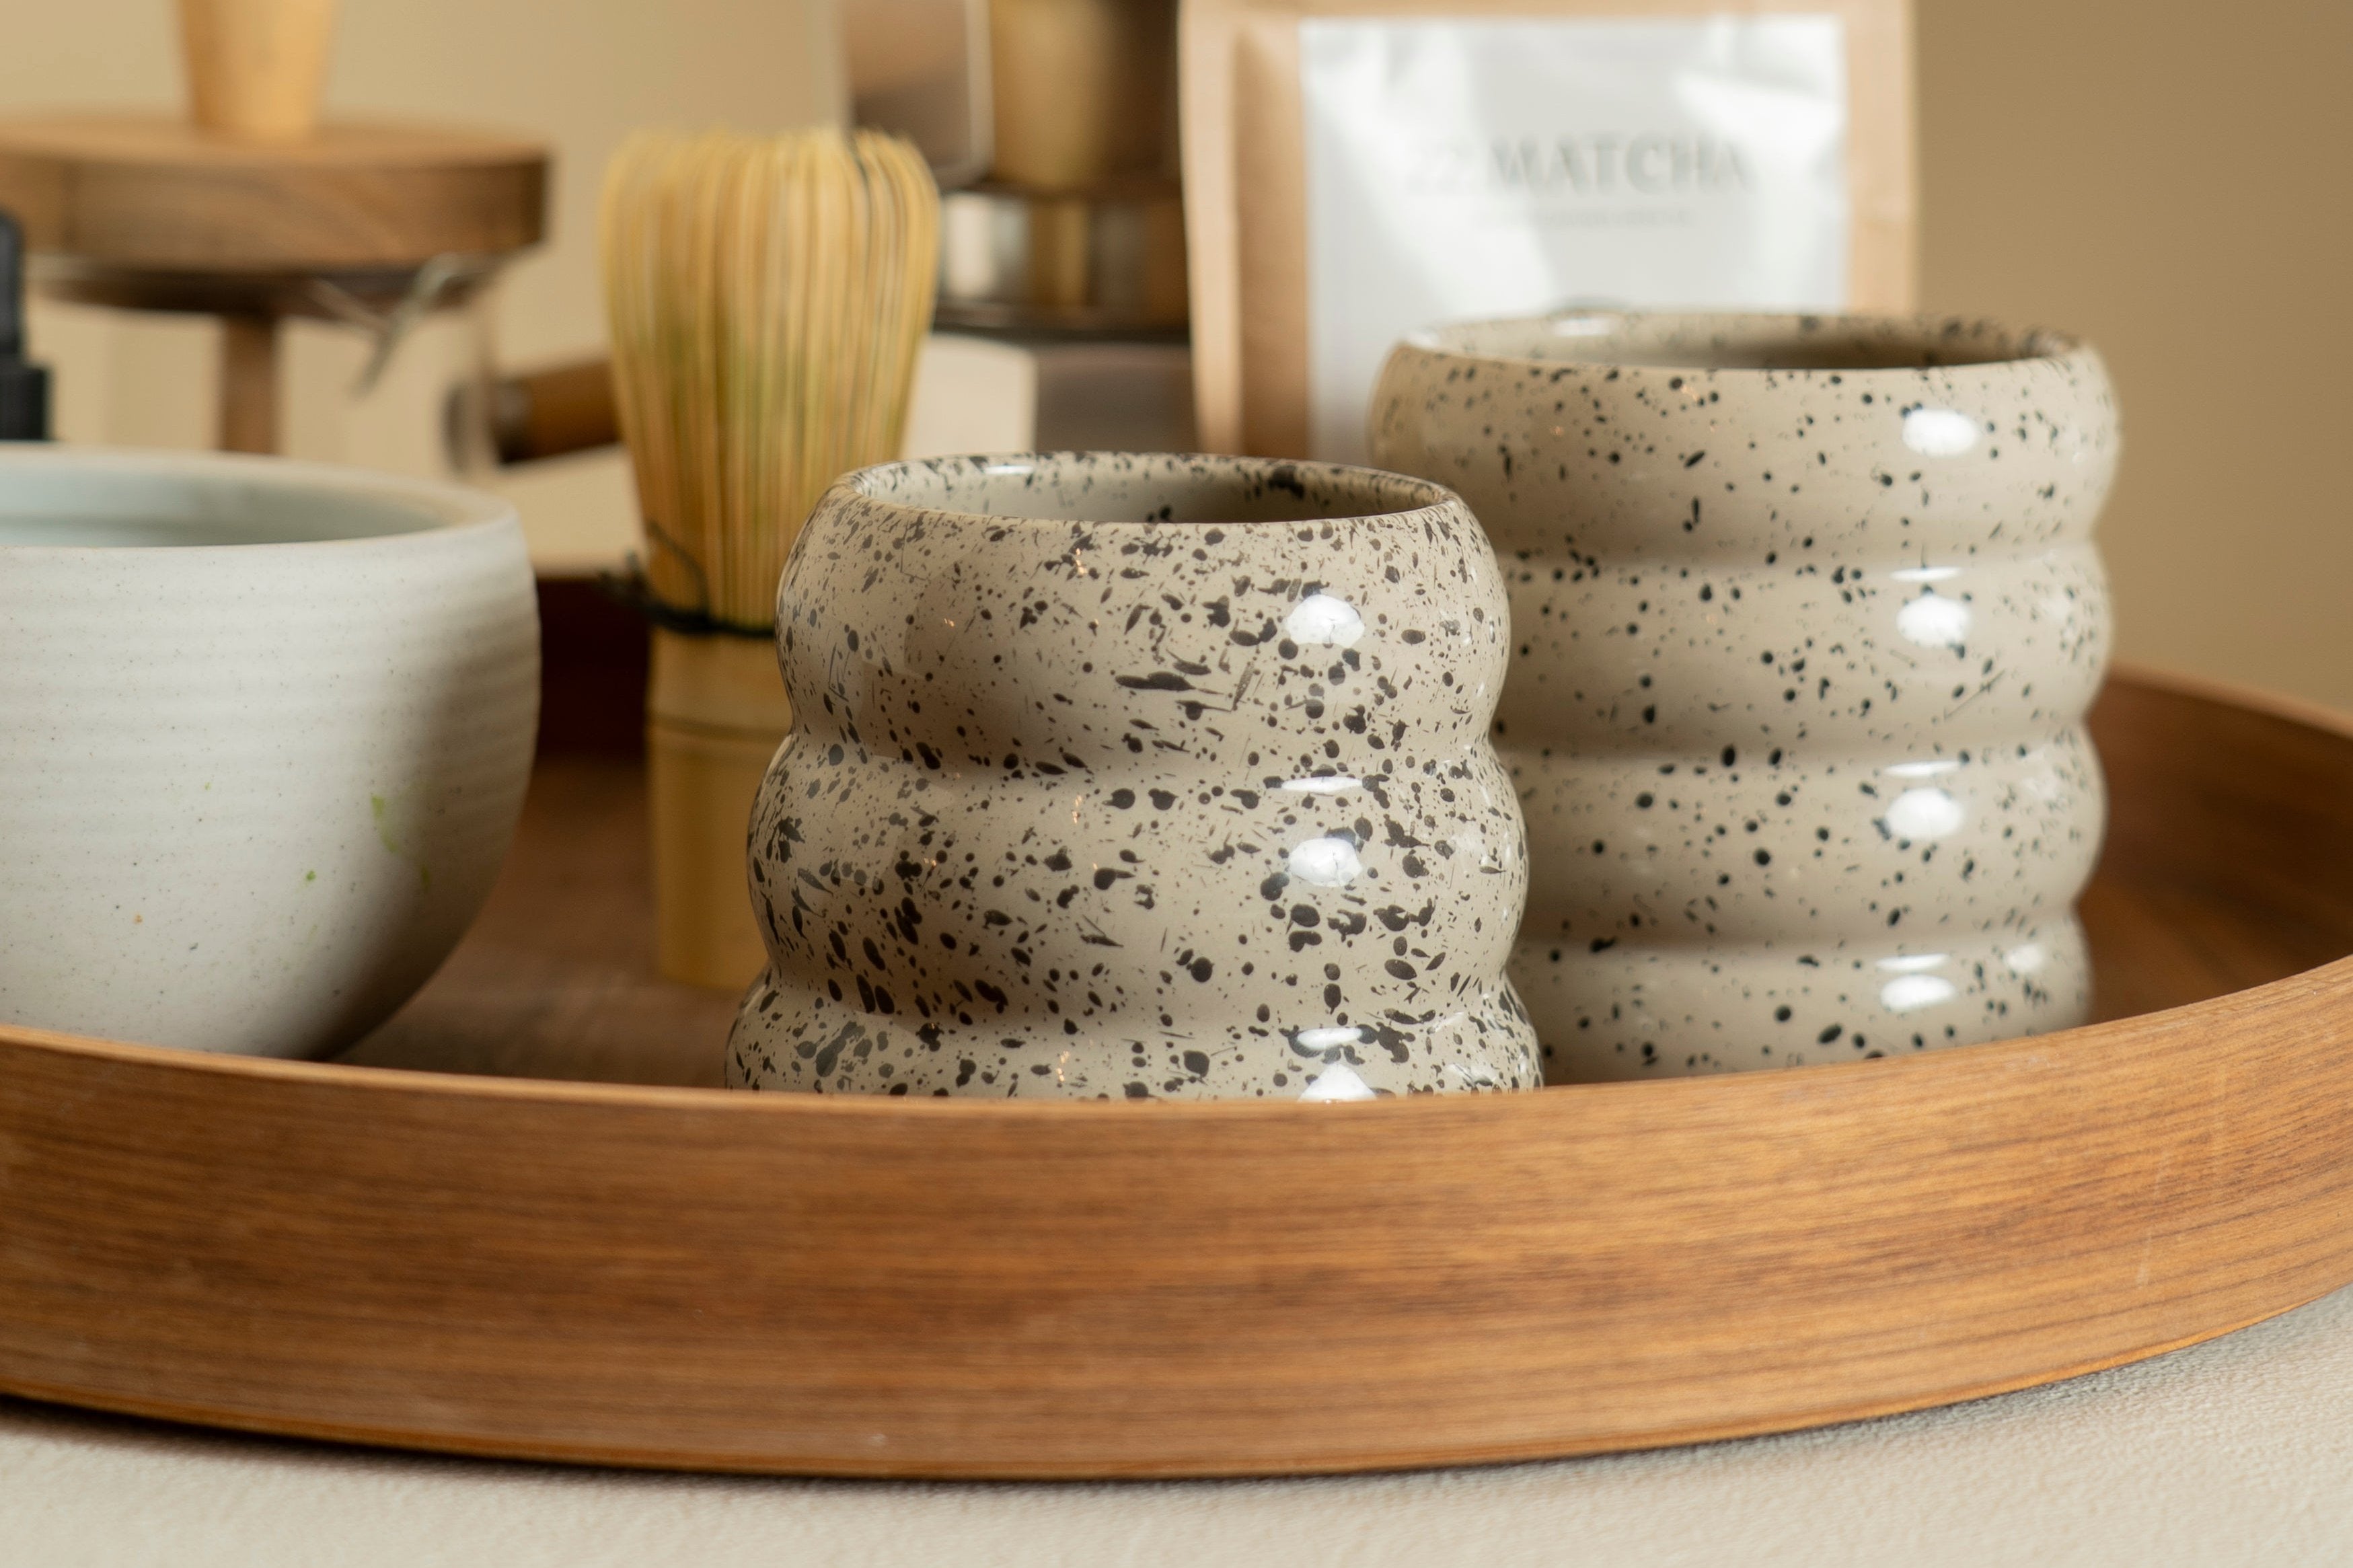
left=0, top=444, right=518, bottom=554
left=1400, top=310, right=2088, bottom=377
left=834, top=452, right=1463, bottom=527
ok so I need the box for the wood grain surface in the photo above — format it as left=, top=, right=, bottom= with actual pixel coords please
left=1, top=667, right=2349, bottom=1478
left=0, top=114, right=546, bottom=270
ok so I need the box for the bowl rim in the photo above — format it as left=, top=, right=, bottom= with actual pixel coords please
left=1396, top=309, right=2093, bottom=377
left=0, top=443, right=518, bottom=554
left=830, top=451, right=1465, bottom=529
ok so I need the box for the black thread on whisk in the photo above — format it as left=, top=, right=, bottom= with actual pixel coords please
left=598, top=517, right=774, bottom=638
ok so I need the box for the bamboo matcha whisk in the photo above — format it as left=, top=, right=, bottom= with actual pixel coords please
left=602, top=128, right=938, bottom=989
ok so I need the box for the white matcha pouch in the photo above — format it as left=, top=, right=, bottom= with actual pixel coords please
left=1181, top=0, right=1917, bottom=459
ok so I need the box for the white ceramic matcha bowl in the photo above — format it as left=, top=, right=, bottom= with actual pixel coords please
left=0, top=447, right=538, bottom=1057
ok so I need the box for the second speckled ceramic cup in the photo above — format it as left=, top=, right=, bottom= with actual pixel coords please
left=726, top=453, right=1539, bottom=1099
left=1372, top=313, right=2116, bottom=1080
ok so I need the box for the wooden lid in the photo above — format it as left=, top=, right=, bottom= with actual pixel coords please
left=0, top=114, right=548, bottom=272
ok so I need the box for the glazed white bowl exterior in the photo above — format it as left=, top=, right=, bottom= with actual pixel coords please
left=0, top=447, right=539, bottom=1058
left=1372, top=313, right=2116, bottom=1080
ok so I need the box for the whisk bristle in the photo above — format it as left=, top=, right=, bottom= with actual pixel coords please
left=601, top=127, right=939, bottom=630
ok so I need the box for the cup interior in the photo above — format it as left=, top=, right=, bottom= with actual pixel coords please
left=852, top=454, right=1452, bottom=525
left=1413, top=311, right=2072, bottom=373
left=0, top=450, right=510, bottom=548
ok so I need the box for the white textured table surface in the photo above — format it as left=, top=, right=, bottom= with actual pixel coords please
left=5, top=1283, right=2351, bottom=1567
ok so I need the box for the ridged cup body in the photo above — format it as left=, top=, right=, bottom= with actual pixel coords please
left=726, top=453, right=1538, bottom=1099
left=0, top=449, right=537, bottom=1058
left=1372, top=314, right=2115, bottom=1079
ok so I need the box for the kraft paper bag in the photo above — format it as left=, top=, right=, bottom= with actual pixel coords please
left=1181, top=0, right=1918, bottom=459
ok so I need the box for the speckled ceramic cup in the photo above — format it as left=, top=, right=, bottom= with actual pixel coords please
left=726, top=453, right=1539, bottom=1099
left=1371, top=313, right=2116, bottom=1080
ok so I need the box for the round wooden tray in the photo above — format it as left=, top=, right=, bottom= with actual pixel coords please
left=2, top=667, right=2349, bottom=1479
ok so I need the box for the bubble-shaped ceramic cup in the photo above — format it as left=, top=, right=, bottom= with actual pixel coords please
left=726, top=453, right=1539, bottom=1099
left=1372, top=313, right=2116, bottom=1080
left=0, top=447, right=539, bottom=1057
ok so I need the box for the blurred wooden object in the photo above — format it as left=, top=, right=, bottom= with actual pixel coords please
left=0, top=116, right=546, bottom=271
left=0, top=667, right=2349, bottom=1479
left=215, top=315, right=278, bottom=453
left=486, top=357, right=620, bottom=465
left=988, top=0, right=1177, bottom=190
left=529, top=578, right=651, bottom=759
left=0, top=114, right=546, bottom=452
left=845, top=0, right=994, bottom=190
left=480, top=337, right=1174, bottom=470
left=178, top=0, right=338, bottom=143
left=644, top=631, right=790, bottom=991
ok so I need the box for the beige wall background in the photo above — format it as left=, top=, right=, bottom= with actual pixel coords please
left=1916, top=0, right=2353, bottom=706
left=1, top=1, right=2346, bottom=702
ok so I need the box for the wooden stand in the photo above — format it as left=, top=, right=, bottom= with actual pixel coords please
left=0, top=114, right=548, bottom=452
left=216, top=314, right=278, bottom=453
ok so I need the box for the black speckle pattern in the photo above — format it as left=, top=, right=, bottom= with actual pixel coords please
left=1372, top=313, right=2116, bottom=1080
left=724, top=453, right=1539, bottom=1099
